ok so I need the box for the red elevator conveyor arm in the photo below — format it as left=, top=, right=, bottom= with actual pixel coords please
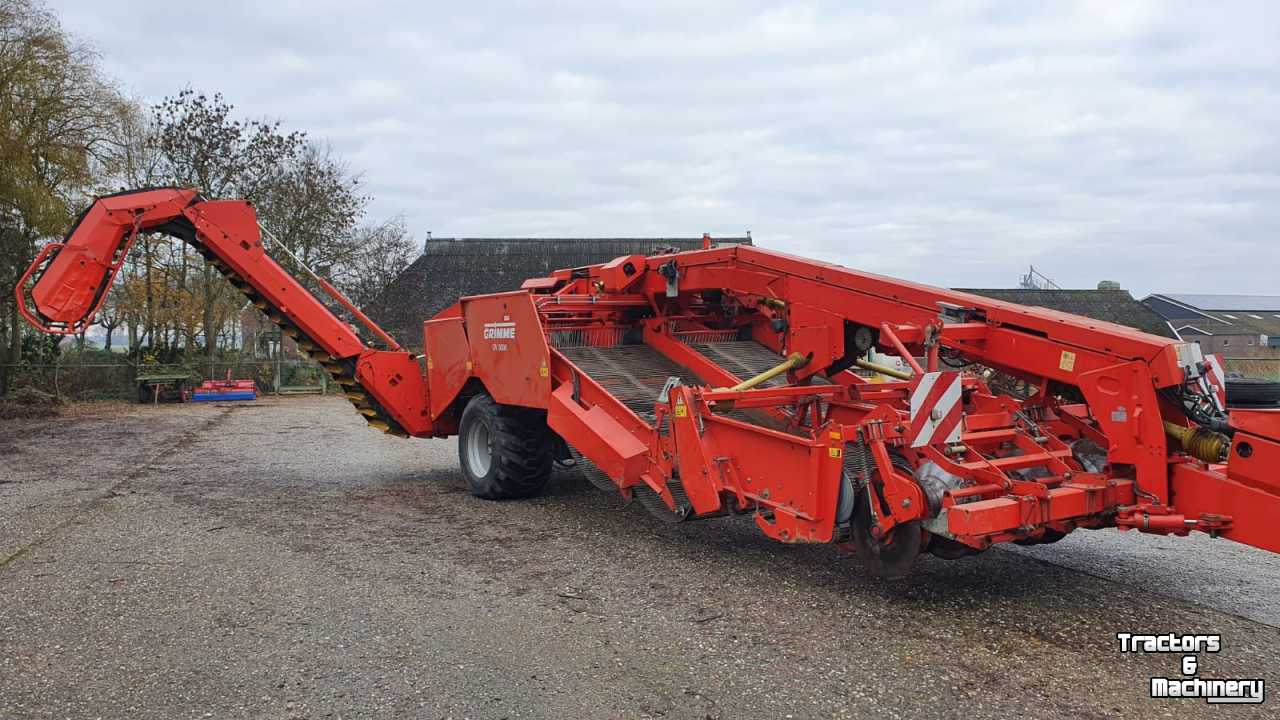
left=15, top=187, right=367, bottom=359
left=15, top=187, right=435, bottom=439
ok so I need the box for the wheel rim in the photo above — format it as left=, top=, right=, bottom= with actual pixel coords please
left=465, top=416, right=493, bottom=477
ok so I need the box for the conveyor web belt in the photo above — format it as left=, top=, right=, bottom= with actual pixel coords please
left=690, top=341, right=823, bottom=387
left=558, top=344, right=702, bottom=421
left=559, top=340, right=817, bottom=428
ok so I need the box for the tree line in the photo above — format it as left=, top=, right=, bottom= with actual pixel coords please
left=0, top=0, right=416, bottom=394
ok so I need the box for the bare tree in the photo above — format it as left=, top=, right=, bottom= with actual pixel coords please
left=148, top=90, right=306, bottom=361
left=96, top=289, right=124, bottom=352
left=337, top=217, right=416, bottom=309
left=255, top=141, right=367, bottom=275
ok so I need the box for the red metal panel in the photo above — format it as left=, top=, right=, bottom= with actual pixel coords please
left=667, top=386, right=724, bottom=515
left=597, top=254, right=647, bottom=291
left=463, top=291, right=551, bottom=409
left=355, top=350, right=433, bottom=436
left=424, top=316, right=471, bottom=422
left=1225, top=422, right=1280, bottom=496
left=700, top=414, right=826, bottom=520
left=520, top=276, right=560, bottom=291
left=546, top=352, right=657, bottom=437
left=1171, top=463, right=1280, bottom=554
left=1075, top=360, right=1170, bottom=504
left=690, top=412, right=844, bottom=543
left=547, top=383, right=650, bottom=485
left=788, top=303, right=841, bottom=373
left=1229, top=407, right=1280, bottom=442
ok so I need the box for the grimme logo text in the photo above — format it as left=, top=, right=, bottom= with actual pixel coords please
left=483, top=321, right=516, bottom=340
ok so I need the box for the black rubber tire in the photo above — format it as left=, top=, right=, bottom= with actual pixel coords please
left=850, top=499, right=922, bottom=579
left=1226, top=377, right=1280, bottom=407
left=845, top=449, right=923, bottom=577
left=457, top=393, right=553, bottom=500
left=928, top=535, right=978, bottom=560
left=1013, top=528, right=1067, bottom=546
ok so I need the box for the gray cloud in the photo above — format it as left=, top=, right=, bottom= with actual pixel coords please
left=58, top=0, right=1280, bottom=295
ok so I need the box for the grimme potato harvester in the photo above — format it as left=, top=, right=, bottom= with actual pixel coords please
left=17, top=187, right=1280, bottom=576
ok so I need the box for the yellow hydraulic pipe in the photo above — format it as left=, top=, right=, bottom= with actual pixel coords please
left=709, top=352, right=809, bottom=414
left=854, top=358, right=913, bottom=381
left=729, top=352, right=809, bottom=392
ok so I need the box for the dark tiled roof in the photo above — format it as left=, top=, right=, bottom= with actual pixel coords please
left=959, top=289, right=1178, bottom=339
left=367, top=237, right=750, bottom=344
left=1154, top=294, right=1280, bottom=312
left=1169, top=315, right=1280, bottom=338
left=1144, top=294, right=1280, bottom=337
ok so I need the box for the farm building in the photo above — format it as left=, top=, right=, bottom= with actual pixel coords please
left=1142, top=294, right=1280, bottom=358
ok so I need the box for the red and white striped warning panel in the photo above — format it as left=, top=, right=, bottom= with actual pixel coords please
left=908, top=371, right=964, bottom=448
left=1203, top=353, right=1228, bottom=410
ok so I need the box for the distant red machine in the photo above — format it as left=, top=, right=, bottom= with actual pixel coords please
left=192, top=371, right=257, bottom=402
left=16, top=187, right=1280, bottom=576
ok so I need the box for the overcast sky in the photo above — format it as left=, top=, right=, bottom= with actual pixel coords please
left=57, top=1, right=1279, bottom=296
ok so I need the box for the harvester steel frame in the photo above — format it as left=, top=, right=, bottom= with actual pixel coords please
left=17, top=187, right=1280, bottom=577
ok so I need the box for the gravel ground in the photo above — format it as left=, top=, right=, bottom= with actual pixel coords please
left=1, top=396, right=1277, bottom=719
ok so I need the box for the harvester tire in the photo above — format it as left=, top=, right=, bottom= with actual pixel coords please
left=1225, top=377, right=1280, bottom=407
left=458, top=393, right=553, bottom=500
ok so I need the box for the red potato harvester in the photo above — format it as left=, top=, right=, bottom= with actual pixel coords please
left=16, top=187, right=1280, bottom=576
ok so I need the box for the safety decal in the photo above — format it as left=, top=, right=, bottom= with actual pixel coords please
left=908, top=371, right=963, bottom=448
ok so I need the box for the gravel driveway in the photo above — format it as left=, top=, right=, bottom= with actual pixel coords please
left=2, top=396, right=1276, bottom=718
